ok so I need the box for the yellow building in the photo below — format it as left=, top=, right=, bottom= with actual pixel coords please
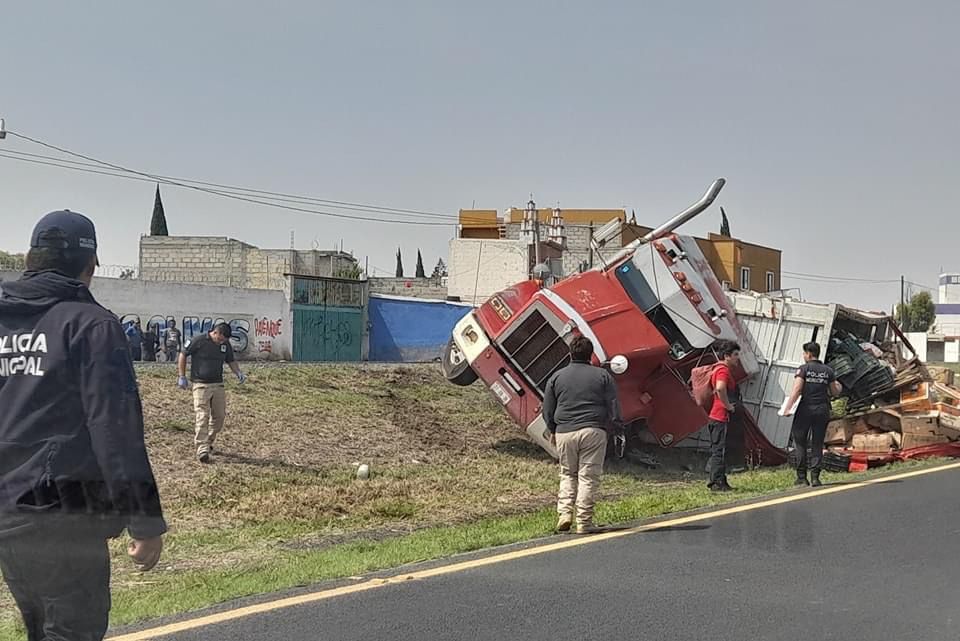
left=459, top=209, right=782, bottom=293
left=458, top=210, right=501, bottom=239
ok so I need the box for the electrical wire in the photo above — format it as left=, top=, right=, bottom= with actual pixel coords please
left=0, top=148, right=455, bottom=227
left=781, top=270, right=898, bottom=284
left=0, top=137, right=544, bottom=227
left=3, top=132, right=460, bottom=218
left=0, top=148, right=467, bottom=221
left=782, top=271, right=938, bottom=296
left=0, top=130, right=516, bottom=227
left=0, top=148, right=507, bottom=227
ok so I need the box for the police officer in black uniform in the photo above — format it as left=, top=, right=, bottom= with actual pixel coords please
left=783, top=341, right=842, bottom=487
left=0, top=211, right=167, bottom=641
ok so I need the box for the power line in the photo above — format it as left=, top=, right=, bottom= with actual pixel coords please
left=4, top=132, right=460, bottom=220
left=1, top=130, right=471, bottom=227
left=782, top=270, right=938, bottom=294
left=0, top=136, right=551, bottom=227
left=781, top=270, right=898, bottom=284
left=0, top=150, right=476, bottom=226
left=0, top=149, right=452, bottom=227
left=906, top=281, right=937, bottom=293
left=0, top=147, right=505, bottom=227
left=0, top=147, right=461, bottom=220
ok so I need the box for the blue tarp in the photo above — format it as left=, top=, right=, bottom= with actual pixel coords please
left=368, top=294, right=473, bottom=362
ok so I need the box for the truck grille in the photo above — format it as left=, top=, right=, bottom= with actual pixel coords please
left=500, top=309, right=570, bottom=393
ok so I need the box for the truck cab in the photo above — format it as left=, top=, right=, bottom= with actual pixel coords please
left=442, top=180, right=759, bottom=457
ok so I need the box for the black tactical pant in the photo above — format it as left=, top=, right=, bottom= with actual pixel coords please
left=792, top=405, right=831, bottom=476
left=0, top=530, right=111, bottom=641
left=707, top=420, right=729, bottom=487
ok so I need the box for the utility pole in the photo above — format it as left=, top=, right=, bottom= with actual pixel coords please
left=532, top=198, right=541, bottom=269
left=588, top=222, right=595, bottom=269
left=900, top=275, right=906, bottom=330
left=527, top=197, right=541, bottom=276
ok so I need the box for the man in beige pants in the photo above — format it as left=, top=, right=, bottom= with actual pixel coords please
left=543, top=336, right=623, bottom=535
left=177, top=323, right=246, bottom=463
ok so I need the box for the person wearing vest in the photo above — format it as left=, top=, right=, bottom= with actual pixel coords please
left=706, top=340, right=742, bottom=492
left=782, top=342, right=842, bottom=487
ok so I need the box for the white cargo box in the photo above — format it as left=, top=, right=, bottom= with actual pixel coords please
left=726, top=291, right=894, bottom=449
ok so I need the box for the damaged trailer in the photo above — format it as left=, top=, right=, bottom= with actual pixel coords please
left=727, top=291, right=960, bottom=471
left=727, top=292, right=906, bottom=450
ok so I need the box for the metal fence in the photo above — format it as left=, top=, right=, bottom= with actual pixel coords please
left=0, top=257, right=138, bottom=279
left=96, top=264, right=139, bottom=279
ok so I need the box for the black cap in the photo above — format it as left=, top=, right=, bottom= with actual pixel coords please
left=30, top=210, right=98, bottom=253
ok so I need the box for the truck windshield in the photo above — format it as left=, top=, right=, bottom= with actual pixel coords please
left=615, top=262, right=659, bottom=312
left=614, top=260, right=694, bottom=360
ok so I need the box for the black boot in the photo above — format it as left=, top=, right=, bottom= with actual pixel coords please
left=795, top=472, right=809, bottom=487
left=810, top=471, right=822, bottom=488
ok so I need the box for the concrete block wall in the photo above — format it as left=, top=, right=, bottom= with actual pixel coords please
left=368, top=277, right=448, bottom=300
left=246, top=249, right=294, bottom=294
left=498, top=222, right=622, bottom=276
left=140, top=236, right=252, bottom=287
left=140, top=237, right=359, bottom=295
left=563, top=224, right=591, bottom=275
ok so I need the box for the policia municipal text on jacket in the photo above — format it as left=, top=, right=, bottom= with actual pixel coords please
left=0, top=210, right=167, bottom=641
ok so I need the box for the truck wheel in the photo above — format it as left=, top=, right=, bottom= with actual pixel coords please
left=441, top=339, right=478, bottom=386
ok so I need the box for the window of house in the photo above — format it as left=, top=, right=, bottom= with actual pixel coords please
left=721, top=280, right=731, bottom=291
left=766, top=271, right=776, bottom=292
left=740, top=267, right=751, bottom=291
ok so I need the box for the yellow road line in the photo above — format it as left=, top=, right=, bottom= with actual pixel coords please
left=109, top=461, right=960, bottom=640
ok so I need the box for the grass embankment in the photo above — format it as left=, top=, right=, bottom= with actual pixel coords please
left=0, top=364, right=947, bottom=639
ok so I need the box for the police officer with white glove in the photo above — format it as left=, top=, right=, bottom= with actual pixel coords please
left=177, top=322, right=246, bottom=463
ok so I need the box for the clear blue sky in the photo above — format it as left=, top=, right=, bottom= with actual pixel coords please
left=1, top=0, right=957, bottom=311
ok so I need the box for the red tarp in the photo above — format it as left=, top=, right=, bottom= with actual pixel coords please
left=741, top=409, right=789, bottom=467
left=843, top=442, right=960, bottom=467
left=741, top=409, right=960, bottom=470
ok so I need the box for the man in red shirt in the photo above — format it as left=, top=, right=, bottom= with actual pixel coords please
left=707, top=340, right=742, bottom=492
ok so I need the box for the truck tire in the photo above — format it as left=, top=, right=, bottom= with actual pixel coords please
left=441, top=338, right=478, bottom=386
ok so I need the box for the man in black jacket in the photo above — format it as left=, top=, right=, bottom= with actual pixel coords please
left=0, top=210, right=167, bottom=641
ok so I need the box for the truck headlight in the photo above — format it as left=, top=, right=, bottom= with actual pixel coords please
left=610, top=355, right=629, bottom=375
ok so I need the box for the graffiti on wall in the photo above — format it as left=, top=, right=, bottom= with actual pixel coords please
left=254, top=317, right=283, bottom=354
left=120, top=314, right=253, bottom=354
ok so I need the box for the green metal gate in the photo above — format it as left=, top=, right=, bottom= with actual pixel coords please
left=291, top=277, right=364, bottom=361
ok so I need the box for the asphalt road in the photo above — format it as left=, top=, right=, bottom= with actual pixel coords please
left=141, top=466, right=960, bottom=641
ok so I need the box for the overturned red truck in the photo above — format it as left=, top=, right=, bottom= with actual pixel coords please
left=441, top=179, right=783, bottom=462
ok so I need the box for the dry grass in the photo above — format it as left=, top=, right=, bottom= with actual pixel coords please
left=140, top=364, right=562, bottom=532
